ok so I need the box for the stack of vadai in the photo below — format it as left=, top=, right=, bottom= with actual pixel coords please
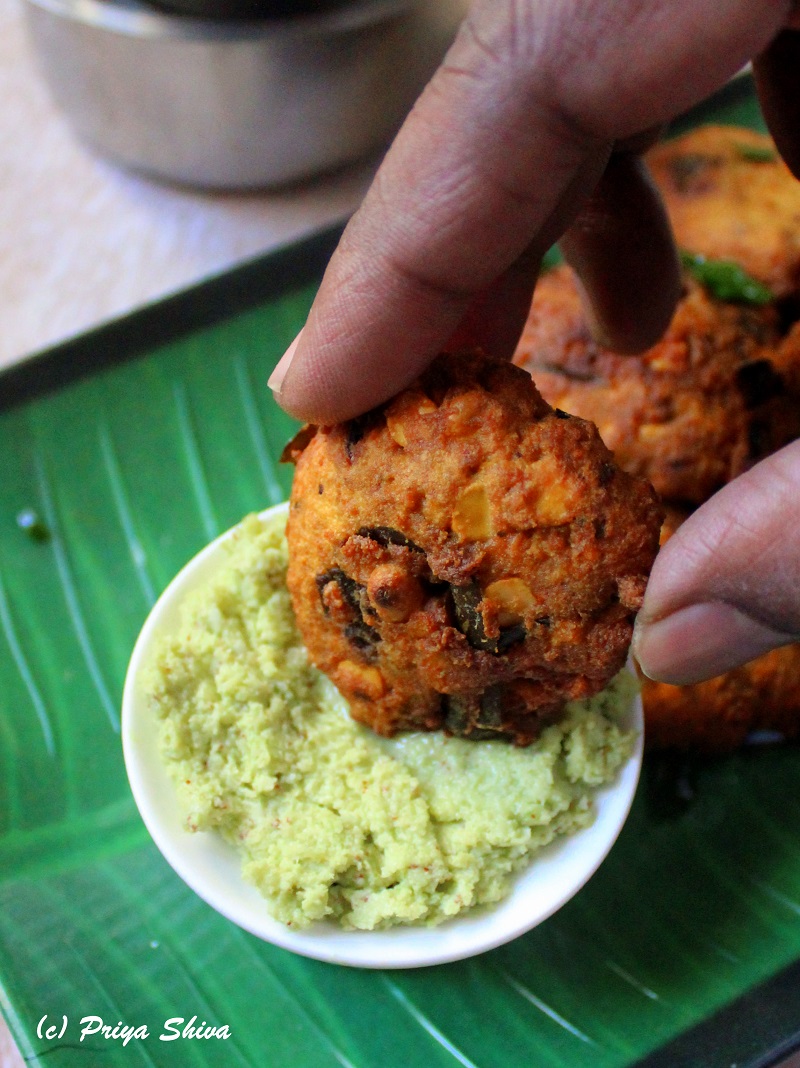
left=284, top=351, right=662, bottom=745
left=514, top=125, right=800, bottom=751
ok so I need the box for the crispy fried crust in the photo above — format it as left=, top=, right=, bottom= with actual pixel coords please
left=286, top=351, right=662, bottom=744
left=510, top=124, right=800, bottom=751
left=647, top=125, right=800, bottom=298
left=513, top=265, right=800, bottom=503
left=641, top=507, right=800, bottom=752
left=642, top=645, right=800, bottom=752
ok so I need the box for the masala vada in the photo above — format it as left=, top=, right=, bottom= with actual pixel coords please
left=284, top=351, right=662, bottom=744
left=514, top=265, right=800, bottom=504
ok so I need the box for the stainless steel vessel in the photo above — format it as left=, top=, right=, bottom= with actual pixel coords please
left=23, top=0, right=466, bottom=188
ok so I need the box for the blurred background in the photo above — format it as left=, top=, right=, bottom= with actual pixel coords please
left=0, top=0, right=467, bottom=372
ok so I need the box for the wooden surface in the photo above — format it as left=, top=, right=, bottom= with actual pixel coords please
left=0, top=0, right=376, bottom=373
left=0, top=1, right=377, bottom=1061
left=0, top=1020, right=23, bottom=1068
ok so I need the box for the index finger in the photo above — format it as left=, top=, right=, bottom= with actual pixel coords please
left=270, top=0, right=793, bottom=424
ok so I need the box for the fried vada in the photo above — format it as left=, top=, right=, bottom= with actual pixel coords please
left=285, top=351, right=662, bottom=745
left=648, top=125, right=800, bottom=299
left=511, top=123, right=800, bottom=751
left=642, top=645, right=800, bottom=752
left=641, top=508, right=800, bottom=752
left=513, top=265, right=800, bottom=504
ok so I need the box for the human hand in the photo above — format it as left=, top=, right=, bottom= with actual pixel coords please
left=269, top=0, right=800, bottom=425
left=632, top=440, right=800, bottom=683
left=270, top=0, right=800, bottom=684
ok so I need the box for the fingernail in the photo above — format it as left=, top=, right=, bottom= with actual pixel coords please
left=268, top=330, right=302, bottom=396
left=632, top=601, right=791, bottom=685
left=573, top=275, right=614, bottom=350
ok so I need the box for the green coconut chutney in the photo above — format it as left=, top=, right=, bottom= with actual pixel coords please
left=146, top=512, right=636, bottom=930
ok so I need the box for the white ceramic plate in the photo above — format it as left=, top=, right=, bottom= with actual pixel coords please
left=122, top=502, right=644, bottom=969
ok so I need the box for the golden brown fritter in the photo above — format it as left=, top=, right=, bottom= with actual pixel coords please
left=508, top=124, right=800, bottom=751
left=285, top=351, right=662, bottom=744
left=647, top=125, right=800, bottom=298
left=513, top=265, right=800, bottom=504
left=642, top=645, right=800, bottom=752
left=641, top=507, right=800, bottom=752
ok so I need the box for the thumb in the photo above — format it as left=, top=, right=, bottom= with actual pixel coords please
left=633, top=439, right=800, bottom=684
